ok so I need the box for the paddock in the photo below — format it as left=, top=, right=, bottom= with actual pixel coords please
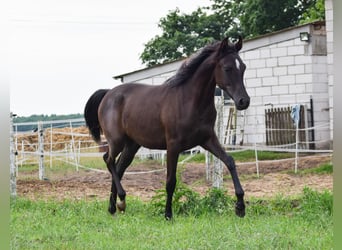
left=16, top=153, right=332, bottom=201
left=11, top=116, right=332, bottom=201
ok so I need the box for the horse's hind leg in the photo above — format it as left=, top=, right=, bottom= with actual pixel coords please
left=114, top=140, right=141, bottom=212
left=103, top=152, right=116, bottom=214
left=103, top=143, right=124, bottom=215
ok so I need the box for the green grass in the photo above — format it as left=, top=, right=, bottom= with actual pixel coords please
left=16, top=163, right=40, bottom=173
left=229, top=150, right=294, bottom=162
left=179, top=152, right=206, bottom=163
left=299, top=163, right=333, bottom=175
left=11, top=187, right=332, bottom=249
left=177, top=150, right=295, bottom=164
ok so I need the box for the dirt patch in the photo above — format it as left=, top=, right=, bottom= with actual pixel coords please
left=16, top=154, right=332, bottom=201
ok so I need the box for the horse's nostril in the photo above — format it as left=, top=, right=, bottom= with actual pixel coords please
left=238, top=97, right=250, bottom=109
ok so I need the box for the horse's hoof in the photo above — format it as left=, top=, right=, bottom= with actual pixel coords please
left=164, top=212, right=173, bottom=221
left=108, top=205, right=116, bottom=215
left=235, top=208, right=245, bottom=217
left=108, top=207, right=116, bottom=215
left=117, top=200, right=126, bottom=212
left=235, top=203, right=246, bottom=218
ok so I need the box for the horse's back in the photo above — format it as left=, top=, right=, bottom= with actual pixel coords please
left=100, top=83, right=169, bottom=149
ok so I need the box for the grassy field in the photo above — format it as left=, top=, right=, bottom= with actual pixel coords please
left=12, top=152, right=332, bottom=249
left=11, top=187, right=332, bottom=249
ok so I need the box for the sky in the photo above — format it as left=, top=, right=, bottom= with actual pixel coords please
left=9, top=0, right=212, bottom=116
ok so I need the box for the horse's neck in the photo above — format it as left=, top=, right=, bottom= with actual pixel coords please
left=185, top=62, right=217, bottom=110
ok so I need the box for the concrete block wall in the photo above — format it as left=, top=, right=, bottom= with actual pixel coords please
left=237, top=22, right=330, bottom=148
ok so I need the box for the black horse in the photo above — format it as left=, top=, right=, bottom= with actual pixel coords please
left=84, top=37, right=250, bottom=219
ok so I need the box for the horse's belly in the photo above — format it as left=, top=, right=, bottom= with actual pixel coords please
left=123, top=117, right=167, bottom=149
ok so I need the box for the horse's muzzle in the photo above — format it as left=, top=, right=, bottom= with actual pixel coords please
left=236, top=97, right=250, bottom=110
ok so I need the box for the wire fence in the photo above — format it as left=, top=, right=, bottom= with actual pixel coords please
left=10, top=112, right=333, bottom=197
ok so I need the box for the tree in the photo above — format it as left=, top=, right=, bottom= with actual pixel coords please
left=140, top=8, right=226, bottom=67
left=299, top=0, right=325, bottom=24
left=212, top=0, right=319, bottom=38
left=140, top=0, right=323, bottom=66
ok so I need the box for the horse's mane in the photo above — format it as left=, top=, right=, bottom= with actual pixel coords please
left=164, top=42, right=218, bottom=87
left=165, top=40, right=236, bottom=87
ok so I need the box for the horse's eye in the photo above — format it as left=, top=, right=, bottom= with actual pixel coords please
left=223, top=67, right=232, bottom=72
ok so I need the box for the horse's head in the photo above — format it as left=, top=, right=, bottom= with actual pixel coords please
left=214, top=37, right=250, bottom=110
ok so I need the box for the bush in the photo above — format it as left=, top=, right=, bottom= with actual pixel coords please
left=150, top=177, right=201, bottom=216
left=200, top=188, right=234, bottom=215
left=151, top=170, right=235, bottom=217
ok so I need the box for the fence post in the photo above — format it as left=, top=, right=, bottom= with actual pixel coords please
left=254, top=142, right=259, bottom=178
left=50, top=124, right=53, bottom=169
left=38, top=121, right=45, bottom=180
left=212, top=93, right=224, bottom=188
left=69, top=121, right=78, bottom=171
left=291, top=104, right=300, bottom=173
left=205, top=151, right=211, bottom=182
left=10, top=112, right=17, bottom=197
left=295, top=122, right=299, bottom=173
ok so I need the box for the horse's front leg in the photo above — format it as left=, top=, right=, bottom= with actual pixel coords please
left=202, top=136, right=246, bottom=217
left=165, top=145, right=180, bottom=220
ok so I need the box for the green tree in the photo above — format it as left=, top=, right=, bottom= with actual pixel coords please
left=140, top=0, right=324, bottom=66
left=140, top=8, right=226, bottom=67
left=299, top=0, right=325, bottom=24
left=213, top=0, right=319, bottom=38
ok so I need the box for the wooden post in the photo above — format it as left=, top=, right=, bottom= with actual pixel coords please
left=205, top=150, right=211, bottom=182
left=212, top=93, right=224, bottom=188
left=10, top=112, right=17, bottom=197
left=254, top=142, right=259, bottom=178
left=69, top=121, right=78, bottom=171
left=295, top=121, right=299, bottom=173
left=50, top=124, right=53, bottom=169
left=38, top=121, right=45, bottom=180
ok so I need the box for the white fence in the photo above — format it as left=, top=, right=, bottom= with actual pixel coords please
left=10, top=104, right=333, bottom=197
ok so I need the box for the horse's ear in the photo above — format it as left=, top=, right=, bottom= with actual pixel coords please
left=235, top=35, right=243, bottom=51
left=219, top=37, right=229, bottom=54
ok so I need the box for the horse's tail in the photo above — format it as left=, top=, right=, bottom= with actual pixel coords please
left=84, top=89, right=109, bottom=143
